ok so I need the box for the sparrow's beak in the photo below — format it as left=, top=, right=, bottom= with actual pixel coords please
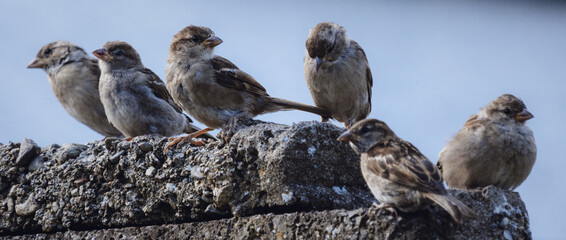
left=315, top=57, right=323, bottom=71
left=515, top=109, right=534, bottom=122
left=27, top=58, right=45, bottom=69
left=337, top=131, right=358, bottom=142
left=92, top=49, right=112, bottom=61
left=201, top=35, right=223, bottom=48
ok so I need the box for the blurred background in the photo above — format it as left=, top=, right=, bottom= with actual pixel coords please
left=1, top=0, right=564, bottom=238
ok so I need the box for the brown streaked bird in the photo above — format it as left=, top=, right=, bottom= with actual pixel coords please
left=437, top=94, right=536, bottom=190
left=338, top=118, right=477, bottom=223
left=92, top=41, right=214, bottom=145
left=165, top=25, right=331, bottom=144
left=304, top=22, right=373, bottom=128
left=27, top=41, right=122, bottom=137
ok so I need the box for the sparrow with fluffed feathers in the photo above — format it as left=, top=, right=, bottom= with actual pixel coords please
left=304, top=22, right=373, bottom=128
left=27, top=41, right=122, bottom=137
left=165, top=25, right=331, bottom=143
left=338, top=118, right=477, bottom=223
left=437, top=94, right=536, bottom=190
left=92, top=41, right=214, bottom=145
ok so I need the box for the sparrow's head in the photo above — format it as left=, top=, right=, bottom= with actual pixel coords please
left=484, top=94, right=533, bottom=124
left=306, top=22, right=348, bottom=70
left=92, top=41, right=143, bottom=70
left=169, top=25, right=222, bottom=60
left=28, top=41, right=88, bottom=71
left=338, top=118, right=395, bottom=154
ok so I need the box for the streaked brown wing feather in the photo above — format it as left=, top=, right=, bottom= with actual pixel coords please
left=351, top=41, right=372, bottom=97
left=211, top=55, right=239, bottom=69
left=438, top=114, right=487, bottom=173
left=366, top=139, right=445, bottom=194
left=86, top=58, right=101, bottom=77
left=461, top=114, right=487, bottom=132
left=365, top=67, right=372, bottom=103
left=141, top=68, right=189, bottom=121
left=351, top=40, right=372, bottom=115
left=211, top=56, right=268, bottom=96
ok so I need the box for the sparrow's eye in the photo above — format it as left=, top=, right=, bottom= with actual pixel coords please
left=43, top=48, right=52, bottom=55
left=503, top=108, right=511, bottom=114
left=115, top=50, right=123, bottom=56
left=191, top=36, right=200, bottom=42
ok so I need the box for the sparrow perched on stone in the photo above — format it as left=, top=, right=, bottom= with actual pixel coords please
left=93, top=41, right=213, bottom=144
left=165, top=25, right=331, bottom=142
left=338, top=119, right=476, bottom=223
left=304, top=22, right=373, bottom=128
left=437, top=94, right=536, bottom=190
left=27, top=41, right=122, bottom=137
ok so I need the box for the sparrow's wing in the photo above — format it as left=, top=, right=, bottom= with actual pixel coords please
left=437, top=113, right=486, bottom=170
left=366, top=139, right=445, bottom=194
left=461, top=114, right=487, bottom=132
left=140, top=68, right=190, bottom=121
left=86, top=58, right=101, bottom=78
left=211, top=56, right=268, bottom=96
left=351, top=40, right=373, bottom=104
left=441, top=113, right=487, bottom=158
left=365, top=66, right=373, bottom=104
left=81, top=58, right=108, bottom=117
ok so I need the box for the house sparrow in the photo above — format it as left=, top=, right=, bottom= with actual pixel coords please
left=304, top=22, right=373, bottom=128
left=93, top=41, right=214, bottom=145
left=338, top=119, right=476, bottom=223
left=27, top=41, right=122, bottom=137
left=165, top=25, right=331, bottom=141
left=437, top=94, right=536, bottom=190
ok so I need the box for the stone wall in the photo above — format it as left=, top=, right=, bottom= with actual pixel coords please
left=0, top=121, right=531, bottom=239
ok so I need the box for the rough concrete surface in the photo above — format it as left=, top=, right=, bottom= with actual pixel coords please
left=7, top=187, right=530, bottom=239
left=0, top=120, right=531, bottom=239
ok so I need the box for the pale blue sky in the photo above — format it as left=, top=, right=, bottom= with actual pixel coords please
left=2, top=1, right=565, bottom=238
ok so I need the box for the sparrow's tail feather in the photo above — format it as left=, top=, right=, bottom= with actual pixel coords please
left=425, top=193, right=477, bottom=224
left=267, top=97, right=331, bottom=118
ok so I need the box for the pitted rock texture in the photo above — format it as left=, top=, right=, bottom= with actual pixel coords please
left=7, top=187, right=530, bottom=240
left=0, top=120, right=532, bottom=239
left=0, top=121, right=374, bottom=235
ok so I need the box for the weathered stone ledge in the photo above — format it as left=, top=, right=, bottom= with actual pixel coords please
left=5, top=187, right=530, bottom=239
left=0, top=120, right=531, bottom=239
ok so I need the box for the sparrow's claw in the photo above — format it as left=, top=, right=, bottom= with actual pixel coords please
left=222, top=115, right=245, bottom=142
left=373, top=202, right=398, bottom=217
left=163, top=127, right=213, bottom=153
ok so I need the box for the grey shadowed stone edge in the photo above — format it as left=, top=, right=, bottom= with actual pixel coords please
left=0, top=120, right=531, bottom=239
